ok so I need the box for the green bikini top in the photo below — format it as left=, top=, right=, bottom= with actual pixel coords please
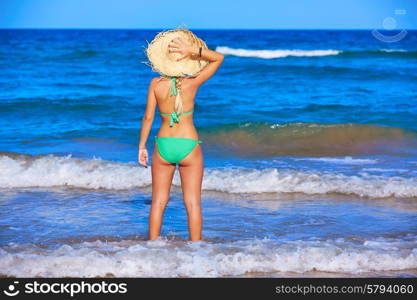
left=160, top=76, right=194, bottom=127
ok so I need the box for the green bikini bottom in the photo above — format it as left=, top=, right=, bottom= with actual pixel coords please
left=154, top=136, right=202, bottom=164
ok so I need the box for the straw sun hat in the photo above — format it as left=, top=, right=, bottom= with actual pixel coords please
left=145, top=28, right=209, bottom=77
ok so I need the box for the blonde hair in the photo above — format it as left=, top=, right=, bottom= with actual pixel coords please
left=173, top=77, right=183, bottom=115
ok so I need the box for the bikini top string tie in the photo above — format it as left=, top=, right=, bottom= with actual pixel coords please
left=168, top=76, right=179, bottom=127
left=169, top=111, right=180, bottom=127
left=170, top=76, right=178, bottom=96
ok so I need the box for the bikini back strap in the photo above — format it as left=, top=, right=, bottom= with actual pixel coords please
left=160, top=108, right=194, bottom=116
left=179, top=108, right=194, bottom=116
left=160, top=108, right=194, bottom=127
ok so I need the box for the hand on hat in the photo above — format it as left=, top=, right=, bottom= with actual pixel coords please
left=168, top=37, right=199, bottom=61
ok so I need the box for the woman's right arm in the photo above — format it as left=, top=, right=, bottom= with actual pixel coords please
left=189, top=47, right=224, bottom=86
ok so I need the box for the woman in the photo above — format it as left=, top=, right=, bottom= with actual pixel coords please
left=138, top=29, right=224, bottom=241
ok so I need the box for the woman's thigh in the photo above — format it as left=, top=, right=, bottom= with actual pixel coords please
left=151, top=143, right=177, bottom=202
left=178, top=144, right=204, bottom=203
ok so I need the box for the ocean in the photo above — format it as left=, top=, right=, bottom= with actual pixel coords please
left=0, top=29, right=416, bottom=277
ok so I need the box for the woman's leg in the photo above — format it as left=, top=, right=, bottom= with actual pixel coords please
left=178, top=144, right=204, bottom=241
left=148, top=143, right=176, bottom=240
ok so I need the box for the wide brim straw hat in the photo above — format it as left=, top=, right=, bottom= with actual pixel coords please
left=145, top=28, right=209, bottom=77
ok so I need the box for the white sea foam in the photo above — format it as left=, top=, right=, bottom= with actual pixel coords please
left=0, top=237, right=416, bottom=277
left=1, top=154, right=417, bottom=198
left=362, top=168, right=409, bottom=173
left=201, top=168, right=417, bottom=198
left=380, top=49, right=407, bottom=53
left=216, top=46, right=341, bottom=59
left=292, top=156, right=377, bottom=164
left=0, top=154, right=151, bottom=190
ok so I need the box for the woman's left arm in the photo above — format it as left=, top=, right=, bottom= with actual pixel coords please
left=138, top=78, right=157, bottom=167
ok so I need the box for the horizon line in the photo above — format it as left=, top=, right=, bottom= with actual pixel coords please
left=1, top=27, right=417, bottom=31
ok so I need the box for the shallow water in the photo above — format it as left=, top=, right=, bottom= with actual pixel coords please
left=1, top=187, right=417, bottom=277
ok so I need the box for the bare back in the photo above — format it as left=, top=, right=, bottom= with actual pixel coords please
left=154, top=77, right=200, bottom=140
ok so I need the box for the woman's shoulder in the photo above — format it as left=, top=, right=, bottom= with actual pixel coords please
left=149, top=76, right=166, bottom=87
left=155, top=76, right=167, bottom=81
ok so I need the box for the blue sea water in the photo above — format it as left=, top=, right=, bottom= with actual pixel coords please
left=0, top=29, right=417, bottom=277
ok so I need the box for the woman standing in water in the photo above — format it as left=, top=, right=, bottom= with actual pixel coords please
left=138, top=29, right=224, bottom=241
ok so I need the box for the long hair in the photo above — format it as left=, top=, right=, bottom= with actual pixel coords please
left=158, top=76, right=183, bottom=115
left=172, top=77, right=183, bottom=115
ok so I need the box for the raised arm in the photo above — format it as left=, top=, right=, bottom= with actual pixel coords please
left=138, top=78, right=158, bottom=167
left=168, top=37, right=224, bottom=87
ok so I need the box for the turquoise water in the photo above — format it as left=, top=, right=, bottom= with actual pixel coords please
left=0, top=29, right=416, bottom=277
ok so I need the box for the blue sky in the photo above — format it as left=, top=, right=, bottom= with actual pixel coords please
left=0, top=0, right=416, bottom=29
